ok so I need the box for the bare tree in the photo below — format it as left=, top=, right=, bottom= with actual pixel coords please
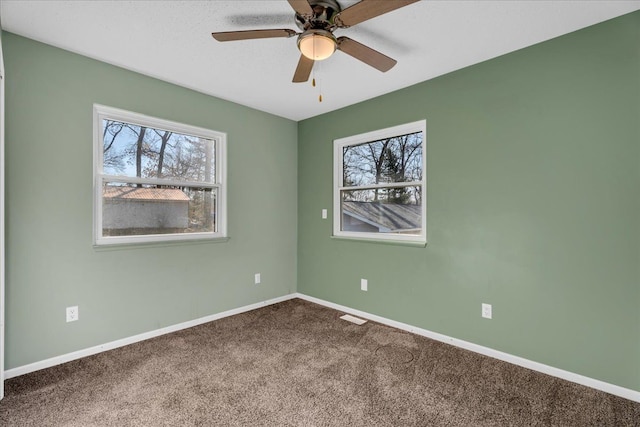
left=342, top=132, right=422, bottom=204
left=103, top=120, right=126, bottom=173
left=129, top=126, right=147, bottom=187
left=154, top=130, right=173, bottom=179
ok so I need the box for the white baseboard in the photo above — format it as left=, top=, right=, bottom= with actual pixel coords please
left=6, top=292, right=639, bottom=403
left=4, top=293, right=297, bottom=379
left=295, top=293, right=640, bottom=403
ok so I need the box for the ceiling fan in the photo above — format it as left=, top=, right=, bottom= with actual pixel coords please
left=211, top=0, right=420, bottom=83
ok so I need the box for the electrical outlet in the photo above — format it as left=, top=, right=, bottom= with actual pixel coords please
left=482, top=303, right=492, bottom=319
left=361, top=278, right=368, bottom=292
left=322, top=209, right=327, bottom=219
left=66, top=306, right=79, bottom=322
left=255, top=273, right=261, bottom=284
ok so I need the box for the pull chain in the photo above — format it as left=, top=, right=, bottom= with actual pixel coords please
left=313, top=62, right=323, bottom=102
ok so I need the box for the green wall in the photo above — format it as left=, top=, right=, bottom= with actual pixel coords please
left=298, top=12, right=640, bottom=391
left=3, top=11, right=639, bottom=394
left=3, top=33, right=298, bottom=369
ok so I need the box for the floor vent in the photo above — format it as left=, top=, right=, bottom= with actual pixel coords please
left=340, top=314, right=367, bottom=325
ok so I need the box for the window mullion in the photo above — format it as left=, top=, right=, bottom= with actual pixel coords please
left=339, top=181, right=422, bottom=191
left=101, top=174, right=218, bottom=189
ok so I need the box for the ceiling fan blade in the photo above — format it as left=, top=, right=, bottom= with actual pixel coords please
left=337, top=37, right=396, bottom=72
left=212, top=29, right=297, bottom=42
left=335, top=0, right=420, bottom=27
left=292, top=55, right=314, bottom=83
left=287, top=0, right=313, bottom=17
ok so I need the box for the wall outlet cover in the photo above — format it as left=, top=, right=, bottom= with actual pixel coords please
left=482, top=303, right=492, bottom=319
left=361, top=278, right=368, bottom=291
left=66, top=306, right=79, bottom=322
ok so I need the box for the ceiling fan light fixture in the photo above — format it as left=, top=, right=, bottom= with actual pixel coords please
left=298, top=30, right=336, bottom=61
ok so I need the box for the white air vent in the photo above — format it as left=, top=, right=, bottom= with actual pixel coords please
left=340, top=314, right=367, bottom=325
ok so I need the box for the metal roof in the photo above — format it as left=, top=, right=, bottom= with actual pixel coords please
left=342, top=201, right=421, bottom=231
left=103, top=187, right=190, bottom=202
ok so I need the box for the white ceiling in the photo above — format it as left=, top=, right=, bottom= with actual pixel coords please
left=1, top=0, right=639, bottom=121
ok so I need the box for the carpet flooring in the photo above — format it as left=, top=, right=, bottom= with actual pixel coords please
left=1, top=298, right=638, bottom=426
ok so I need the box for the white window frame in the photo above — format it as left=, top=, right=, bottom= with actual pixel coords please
left=333, top=120, right=427, bottom=244
left=93, top=104, right=227, bottom=246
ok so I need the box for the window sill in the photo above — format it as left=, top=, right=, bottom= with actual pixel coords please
left=330, top=235, right=427, bottom=248
left=93, top=236, right=230, bottom=251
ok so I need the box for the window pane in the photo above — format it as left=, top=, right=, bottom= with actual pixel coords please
left=102, top=119, right=215, bottom=183
left=102, top=183, right=217, bottom=237
left=342, top=131, right=422, bottom=187
left=341, top=188, right=422, bottom=235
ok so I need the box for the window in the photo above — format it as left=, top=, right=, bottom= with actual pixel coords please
left=93, top=105, right=226, bottom=245
left=333, top=120, right=426, bottom=244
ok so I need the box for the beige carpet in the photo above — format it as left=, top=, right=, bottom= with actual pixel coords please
left=1, top=299, right=638, bottom=426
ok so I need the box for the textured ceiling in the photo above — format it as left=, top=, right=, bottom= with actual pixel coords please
left=2, top=0, right=639, bottom=121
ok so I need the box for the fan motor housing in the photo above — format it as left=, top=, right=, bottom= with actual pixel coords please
left=295, top=0, right=342, bottom=31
